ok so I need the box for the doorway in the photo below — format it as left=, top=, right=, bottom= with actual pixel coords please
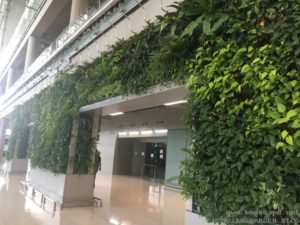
left=113, top=137, right=167, bottom=183
left=144, top=142, right=166, bottom=182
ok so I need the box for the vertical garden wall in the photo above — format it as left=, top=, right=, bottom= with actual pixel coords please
left=5, top=0, right=300, bottom=224
left=176, top=0, right=300, bottom=224
left=6, top=105, right=31, bottom=160
left=7, top=19, right=194, bottom=174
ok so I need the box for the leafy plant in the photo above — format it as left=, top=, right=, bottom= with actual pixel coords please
left=178, top=0, right=300, bottom=224
left=6, top=105, right=31, bottom=160
left=6, top=2, right=300, bottom=224
left=73, top=113, right=94, bottom=174
left=8, top=11, right=190, bottom=173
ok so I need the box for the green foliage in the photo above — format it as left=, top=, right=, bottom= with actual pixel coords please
left=6, top=1, right=300, bottom=223
left=6, top=105, right=30, bottom=160
left=178, top=0, right=300, bottom=224
left=8, top=15, right=191, bottom=174
left=73, top=113, right=93, bottom=174
left=29, top=75, right=77, bottom=173
left=75, top=23, right=192, bottom=105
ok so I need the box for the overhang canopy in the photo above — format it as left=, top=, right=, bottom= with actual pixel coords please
left=79, top=85, right=188, bottom=116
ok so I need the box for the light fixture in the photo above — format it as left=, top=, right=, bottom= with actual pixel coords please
left=118, top=132, right=127, bottom=136
left=129, top=131, right=139, bottom=136
left=163, top=100, right=188, bottom=106
left=141, top=130, right=153, bottom=135
left=109, top=112, right=124, bottom=116
left=5, top=129, right=11, bottom=136
left=154, top=129, right=168, bottom=134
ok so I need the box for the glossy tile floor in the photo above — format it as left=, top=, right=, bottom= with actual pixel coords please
left=0, top=173, right=185, bottom=225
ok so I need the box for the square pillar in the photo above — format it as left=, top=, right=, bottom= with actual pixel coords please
left=70, top=0, right=89, bottom=24
left=24, top=36, right=40, bottom=72
left=5, top=68, right=16, bottom=91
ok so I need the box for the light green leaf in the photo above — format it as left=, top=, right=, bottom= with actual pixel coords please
left=286, top=110, right=297, bottom=119
left=268, top=111, right=280, bottom=119
left=294, top=130, right=300, bottom=139
left=281, top=130, right=288, bottom=139
left=273, top=118, right=289, bottom=125
left=252, top=58, right=260, bottom=64
left=230, top=81, right=238, bottom=88
left=276, top=142, right=284, bottom=149
left=215, top=101, right=221, bottom=107
left=292, top=120, right=300, bottom=128
left=277, top=104, right=286, bottom=113
left=259, top=45, right=269, bottom=52
left=203, top=19, right=211, bottom=35
left=241, top=64, right=250, bottom=73
left=269, top=69, right=277, bottom=79
left=259, top=72, right=268, bottom=80
left=286, top=136, right=294, bottom=145
left=290, top=80, right=297, bottom=87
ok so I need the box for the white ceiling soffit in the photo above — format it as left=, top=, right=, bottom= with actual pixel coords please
left=79, top=84, right=188, bottom=116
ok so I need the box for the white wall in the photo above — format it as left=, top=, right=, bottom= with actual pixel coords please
left=165, top=129, right=187, bottom=188
left=29, top=168, right=95, bottom=207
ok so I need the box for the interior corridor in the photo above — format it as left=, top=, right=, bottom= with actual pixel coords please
left=0, top=173, right=185, bottom=225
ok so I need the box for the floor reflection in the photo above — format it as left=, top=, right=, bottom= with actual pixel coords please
left=96, top=174, right=185, bottom=225
left=0, top=173, right=185, bottom=225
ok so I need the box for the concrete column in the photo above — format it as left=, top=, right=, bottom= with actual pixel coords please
left=66, top=119, right=79, bottom=175
left=89, top=109, right=101, bottom=174
left=0, top=119, right=8, bottom=164
left=70, top=0, right=89, bottom=24
left=5, top=68, right=15, bottom=91
left=24, top=36, right=39, bottom=72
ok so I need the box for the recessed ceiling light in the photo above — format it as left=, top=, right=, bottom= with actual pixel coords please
left=141, top=130, right=153, bottom=135
left=163, top=100, right=188, bottom=106
left=154, top=129, right=168, bottom=134
left=118, top=132, right=127, bottom=136
left=109, top=112, right=124, bottom=116
left=129, top=131, right=139, bottom=136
